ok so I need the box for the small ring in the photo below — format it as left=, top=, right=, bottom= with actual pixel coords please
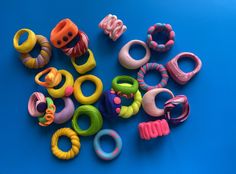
left=119, top=40, right=150, bottom=69
left=142, top=88, right=174, bottom=117
left=74, top=75, right=103, bottom=104
left=72, top=105, right=103, bottom=136
left=94, top=129, right=122, bottom=160
left=28, top=92, right=47, bottom=117
left=51, top=128, right=80, bottom=160
left=137, top=63, right=169, bottom=91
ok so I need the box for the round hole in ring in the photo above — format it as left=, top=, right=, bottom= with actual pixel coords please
left=99, top=135, right=116, bottom=153
left=55, top=20, right=67, bottom=33
left=19, top=32, right=29, bottom=45
left=155, top=91, right=174, bottom=109
left=81, top=80, right=96, bottom=97
left=58, top=136, right=72, bottom=151
left=177, top=57, right=196, bottom=73
left=144, top=69, right=162, bottom=87
left=152, top=29, right=170, bottom=44
left=128, top=44, right=146, bottom=60
left=76, top=114, right=91, bottom=130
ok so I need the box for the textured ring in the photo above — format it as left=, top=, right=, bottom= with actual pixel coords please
left=28, top=92, right=47, bottom=117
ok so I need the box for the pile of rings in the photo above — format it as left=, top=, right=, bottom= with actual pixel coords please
left=14, top=15, right=202, bottom=161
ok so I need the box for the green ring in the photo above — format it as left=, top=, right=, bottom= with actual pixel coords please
left=112, top=75, right=138, bottom=95
left=38, top=97, right=54, bottom=124
left=72, top=105, right=103, bottom=136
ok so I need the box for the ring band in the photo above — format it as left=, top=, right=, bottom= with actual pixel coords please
left=28, top=92, right=47, bottom=117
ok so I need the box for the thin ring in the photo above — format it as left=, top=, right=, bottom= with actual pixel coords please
left=51, top=128, right=80, bottom=160
left=94, top=129, right=122, bottom=160
left=28, top=92, right=47, bottom=117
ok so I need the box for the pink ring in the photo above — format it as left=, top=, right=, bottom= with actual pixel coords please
left=28, top=92, right=46, bottom=117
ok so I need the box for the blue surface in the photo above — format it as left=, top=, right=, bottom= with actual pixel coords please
left=0, top=0, right=235, bottom=173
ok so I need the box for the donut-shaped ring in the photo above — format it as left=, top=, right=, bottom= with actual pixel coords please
left=94, top=129, right=122, bottom=160
left=119, top=40, right=151, bottom=69
left=28, top=92, right=47, bottom=117
left=147, top=23, right=175, bottom=52
left=137, top=63, right=169, bottom=91
left=51, top=128, right=80, bottom=160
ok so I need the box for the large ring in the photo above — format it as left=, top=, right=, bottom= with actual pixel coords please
left=71, top=49, right=96, bottom=74
left=74, top=75, right=103, bottom=104
left=28, top=92, right=47, bottom=117
left=142, top=88, right=174, bottom=117
left=47, top=70, right=74, bottom=98
left=137, top=63, right=169, bottom=91
left=147, top=23, right=175, bottom=52
left=13, top=28, right=37, bottom=53
left=166, top=52, right=202, bottom=85
left=119, top=40, right=150, bottom=69
left=72, top=105, right=103, bottom=136
left=94, top=129, right=122, bottom=160
left=51, top=128, right=80, bottom=160
left=164, top=95, right=190, bottom=125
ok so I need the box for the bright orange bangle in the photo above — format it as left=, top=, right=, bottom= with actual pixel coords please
left=50, top=18, right=78, bottom=48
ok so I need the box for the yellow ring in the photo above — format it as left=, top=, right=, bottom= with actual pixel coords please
left=74, top=75, right=103, bottom=104
left=13, top=28, right=37, bottom=53
left=51, top=128, right=80, bottom=160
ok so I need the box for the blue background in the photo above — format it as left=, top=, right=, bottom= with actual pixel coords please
left=0, top=0, right=235, bottom=173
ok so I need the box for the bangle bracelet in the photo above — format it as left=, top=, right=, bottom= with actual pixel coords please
left=47, top=70, right=74, bottom=98
left=74, top=75, right=103, bottom=104
left=53, top=97, right=75, bottom=124
left=164, top=95, right=190, bottom=125
left=71, top=49, right=96, bottom=74
left=166, top=52, right=202, bottom=85
left=28, top=92, right=47, bottom=117
left=51, top=128, right=80, bottom=160
left=13, top=28, right=37, bottom=53
left=138, top=119, right=170, bottom=140
left=119, top=40, right=150, bottom=69
left=94, top=129, right=122, bottom=160
left=137, top=63, right=169, bottom=91
left=147, top=23, right=175, bottom=52
left=72, top=105, right=103, bottom=136
left=142, top=88, right=174, bottom=117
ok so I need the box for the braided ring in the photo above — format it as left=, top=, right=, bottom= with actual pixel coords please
left=51, top=128, right=80, bottom=160
left=28, top=92, right=47, bottom=117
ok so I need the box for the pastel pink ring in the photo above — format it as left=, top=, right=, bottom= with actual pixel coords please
left=28, top=92, right=47, bottom=117
left=118, top=40, right=151, bottom=69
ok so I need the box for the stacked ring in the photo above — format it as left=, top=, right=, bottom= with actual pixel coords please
left=72, top=105, right=103, bottom=136
left=94, top=129, right=122, bottom=160
left=28, top=92, right=47, bottom=117
left=137, top=63, right=169, bottom=91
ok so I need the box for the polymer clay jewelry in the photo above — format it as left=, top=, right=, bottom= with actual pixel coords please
left=94, top=129, right=122, bottom=160
left=166, top=52, right=202, bottom=85
left=72, top=105, right=103, bottom=136
left=99, top=14, right=127, bottom=41
left=28, top=92, right=47, bottom=117
left=164, top=95, right=190, bottom=125
left=71, top=49, right=96, bottom=74
left=118, top=40, right=151, bottom=69
left=51, top=128, right=80, bottom=160
left=138, top=119, right=170, bottom=140
left=147, top=23, right=175, bottom=52
left=137, top=63, right=169, bottom=91
left=142, top=88, right=174, bottom=117
left=74, top=75, right=103, bottom=104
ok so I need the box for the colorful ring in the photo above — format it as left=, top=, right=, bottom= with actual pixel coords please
left=164, top=95, right=190, bottom=125
left=119, top=40, right=151, bottom=69
left=94, top=129, right=122, bottom=160
left=137, top=63, right=169, bottom=91
left=28, top=92, right=47, bottom=117
left=147, top=23, right=175, bottom=52
left=166, top=52, right=202, bottom=85
left=74, top=75, right=103, bottom=104
left=13, top=28, right=37, bottom=53
left=71, top=49, right=96, bottom=74
left=72, top=105, right=103, bottom=136
left=142, top=88, right=174, bottom=117
left=47, top=70, right=74, bottom=98
left=51, top=128, right=80, bottom=160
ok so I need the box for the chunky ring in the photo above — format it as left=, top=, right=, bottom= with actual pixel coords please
left=142, top=88, right=174, bottom=117
left=74, top=75, right=103, bottom=104
left=94, top=129, right=122, bottom=160
left=147, top=23, right=175, bottom=52
left=35, top=67, right=62, bottom=88
left=47, top=70, right=74, bottom=98
left=53, top=97, right=75, bottom=124
left=164, top=95, right=190, bottom=125
left=28, top=92, right=47, bottom=117
left=72, top=105, right=103, bottom=136
left=51, top=128, right=80, bottom=160
left=119, top=40, right=151, bottom=69
left=138, top=119, right=170, bottom=140
left=71, top=49, right=96, bottom=74
left=137, top=63, right=169, bottom=91
left=166, top=52, right=202, bottom=85
left=13, top=28, right=37, bottom=53
left=20, top=35, right=52, bottom=69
